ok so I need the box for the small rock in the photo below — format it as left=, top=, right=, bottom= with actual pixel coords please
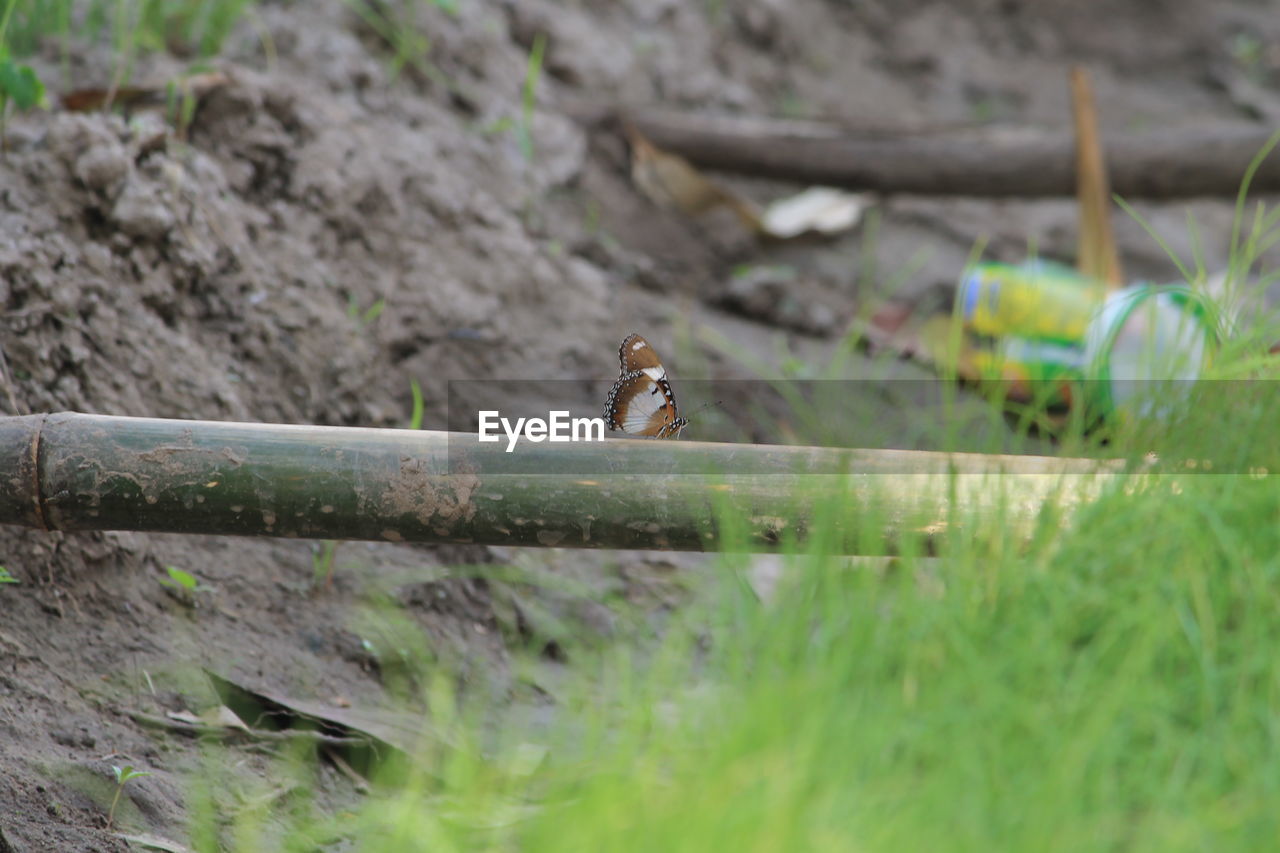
left=625, top=0, right=678, bottom=24
left=507, top=1, right=632, bottom=86
left=50, top=727, right=95, bottom=749
left=48, top=282, right=80, bottom=314
left=54, top=373, right=83, bottom=403
left=63, top=342, right=91, bottom=365
left=46, top=113, right=125, bottom=166
left=527, top=112, right=586, bottom=191
left=735, top=0, right=782, bottom=49
left=81, top=242, right=114, bottom=274
left=719, top=265, right=840, bottom=336
left=3, top=122, right=42, bottom=153
left=722, top=265, right=797, bottom=317
left=74, top=140, right=131, bottom=195
left=806, top=302, right=838, bottom=335
left=111, top=178, right=174, bottom=240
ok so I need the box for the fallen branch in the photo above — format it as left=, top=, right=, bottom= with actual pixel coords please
left=580, top=105, right=1280, bottom=198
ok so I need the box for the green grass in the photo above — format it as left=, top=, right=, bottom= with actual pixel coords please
left=342, top=0, right=457, bottom=89
left=515, top=31, right=545, bottom=163
left=0, top=0, right=253, bottom=117
left=180, top=151, right=1280, bottom=851
left=182, top=332, right=1280, bottom=850
left=0, top=0, right=251, bottom=63
left=198, top=421, right=1280, bottom=850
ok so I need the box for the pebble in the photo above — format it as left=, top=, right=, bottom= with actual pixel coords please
left=111, top=178, right=174, bottom=240
left=74, top=142, right=130, bottom=195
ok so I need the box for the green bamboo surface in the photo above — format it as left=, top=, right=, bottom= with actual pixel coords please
left=0, top=413, right=1124, bottom=553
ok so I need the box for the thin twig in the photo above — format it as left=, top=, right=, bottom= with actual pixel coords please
left=129, top=710, right=369, bottom=747
left=0, top=344, right=23, bottom=415
left=323, top=746, right=371, bottom=795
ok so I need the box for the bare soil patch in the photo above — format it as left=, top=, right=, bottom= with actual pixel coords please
left=3, top=1, right=1279, bottom=847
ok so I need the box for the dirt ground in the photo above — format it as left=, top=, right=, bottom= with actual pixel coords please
left=4, top=0, right=1280, bottom=848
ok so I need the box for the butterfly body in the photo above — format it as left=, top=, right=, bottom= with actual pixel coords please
left=604, top=334, right=689, bottom=439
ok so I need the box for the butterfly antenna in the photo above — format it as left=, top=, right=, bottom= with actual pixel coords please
left=688, top=399, right=725, bottom=418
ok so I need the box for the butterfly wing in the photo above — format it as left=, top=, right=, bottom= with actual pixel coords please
left=605, top=371, right=689, bottom=438
left=619, top=333, right=664, bottom=374
left=606, top=333, right=690, bottom=438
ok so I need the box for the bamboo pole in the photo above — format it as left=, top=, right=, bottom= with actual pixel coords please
left=0, top=413, right=1123, bottom=554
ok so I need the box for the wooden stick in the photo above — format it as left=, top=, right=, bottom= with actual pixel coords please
left=1071, top=68, right=1123, bottom=288
left=580, top=105, right=1280, bottom=199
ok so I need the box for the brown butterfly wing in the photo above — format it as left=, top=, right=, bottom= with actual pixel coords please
left=618, top=333, right=665, bottom=374
left=604, top=371, right=688, bottom=438
left=607, top=334, right=689, bottom=438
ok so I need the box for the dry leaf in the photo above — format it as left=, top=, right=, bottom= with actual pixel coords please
left=113, top=832, right=192, bottom=853
left=61, top=71, right=230, bottom=114
left=625, top=124, right=763, bottom=233
left=204, top=705, right=251, bottom=732
left=206, top=670, right=457, bottom=769
left=61, top=86, right=159, bottom=112
left=624, top=126, right=866, bottom=241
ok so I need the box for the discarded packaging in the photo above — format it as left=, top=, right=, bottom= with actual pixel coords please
left=1083, top=283, right=1219, bottom=420
left=955, top=263, right=1220, bottom=421
left=960, top=261, right=1105, bottom=344
left=970, top=335, right=1086, bottom=408
left=760, top=187, right=866, bottom=239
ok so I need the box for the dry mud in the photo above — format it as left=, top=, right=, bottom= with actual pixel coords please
left=3, top=0, right=1280, bottom=847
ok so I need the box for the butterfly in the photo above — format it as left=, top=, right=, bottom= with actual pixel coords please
left=603, top=333, right=690, bottom=439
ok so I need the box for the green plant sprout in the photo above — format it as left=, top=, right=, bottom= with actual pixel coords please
left=0, top=49, right=45, bottom=112
left=0, top=565, right=18, bottom=584
left=516, top=32, right=546, bottom=163
left=346, top=293, right=386, bottom=326
left=107, top=764, right=151, bottom=829
left=475, top=115, right=515, bottom=136
left=164, top=63, right=216, bottom=140
left=311, top=539, right=339, bottom=590
left=342, top=0, right=450, bottom=87
left=0, top=0, right=48, bottom=150
left=407, top=378, right=425, bottom=430
left=158, top=565, right=208, bottom=605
